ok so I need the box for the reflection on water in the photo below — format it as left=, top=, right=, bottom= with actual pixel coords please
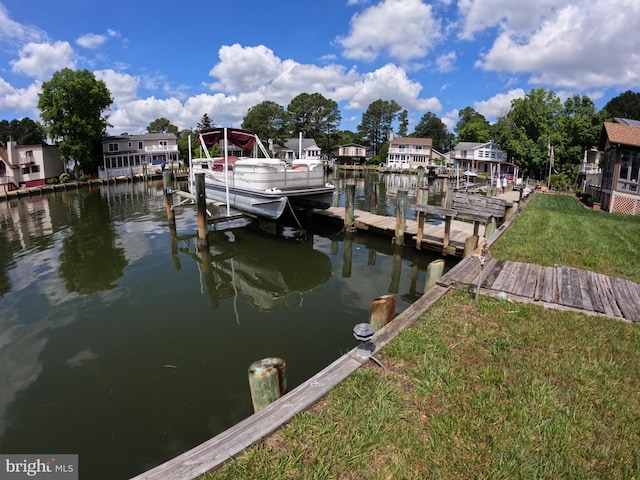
left=0, top=177, right=453, bottom=479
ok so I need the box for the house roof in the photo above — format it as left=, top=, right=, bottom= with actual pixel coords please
left=453, top=141, right=489, bottom=150
left=103, top=133, right=177, bottom=141
left=279, top=138, right=319, bottom=151
left=601, top=122, right=640, bottom=149
left=390, top=136, right=432, bottom=146
left=613, top=117, right=640, bottom=127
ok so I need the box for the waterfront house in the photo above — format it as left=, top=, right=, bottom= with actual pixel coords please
left=335, top=143, right=368, bottom=165
left=385, top=136, right=434, bottom=171
left=100, top=132, right=179, bottom=179
left=274, top=137, right=321, bottom=160
left=0, top=141, right=63, bottom=192
left=596, top=119, right=640, bottom=214
left=450, top=141, right=513, bottom=183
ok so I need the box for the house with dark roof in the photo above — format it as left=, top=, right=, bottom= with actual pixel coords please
left=596, top=120, right=640, bottom=214
left=274, top=137, right=321, bottom=160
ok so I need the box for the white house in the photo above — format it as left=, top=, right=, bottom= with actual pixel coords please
left=385, top=136, right=434, bottom=170
left=100, top=133, right=179, bottom=179
left=450, top=141, right=515, bottom=184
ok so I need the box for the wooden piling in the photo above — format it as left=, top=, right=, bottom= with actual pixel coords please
left=344, top=183, right=356, bottom=233
left=394, top=189, right=408, bottom=246
left=425, top=258, right=445, bottom=290
left=370, top=182, right=379, bottom=215
left=163, top=172, right=175, bottom=225
left=369, top=294, right=397, bottom=332
left=464, top=235, right=479, bottom=258
left=248, top=358, right=287, bottom=413
left=485, top=217, right=497, bottom=239
left=195, top=172, right=208, bottom=247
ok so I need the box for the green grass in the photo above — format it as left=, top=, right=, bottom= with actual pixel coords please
left=200, top=193, right=640, bottom=479
left=491, top=193, right=640, bottom=282
left=205, top=292, right=640, bottom=479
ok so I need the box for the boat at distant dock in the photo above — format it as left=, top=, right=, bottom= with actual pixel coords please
left=189, top=127, right=335, bottom=219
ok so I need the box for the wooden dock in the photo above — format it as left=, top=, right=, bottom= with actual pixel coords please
left=438, top=256, right=640, bottom=323
left=315, top=207, right=486, bottom=256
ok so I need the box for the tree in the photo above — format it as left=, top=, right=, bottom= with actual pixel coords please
left=492, top=88, right=563, bottom=178
left=603, top=90, right=640, bottom=120
left=286, top=93, right=341, bottom=154
left=397, top=109, right=409, bottom=137
left=197, top=113, right=213, bottom=130
left=357, top=99, right=402, bottom=157
left=455, top=107, right=491, bottom=143
left=0, top=118, right=46, bottom=146
left=559, top=95, right=603, bottom=165
left=241, top=101, right=288, bottom=145
left=412, top=112, right=454, bottom=152
left=38, top=68, right=112, bottom=173
left=147, top=117, right=178, bottom=135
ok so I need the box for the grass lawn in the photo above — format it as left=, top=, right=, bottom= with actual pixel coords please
left=491, top=193, right=640, bottom=283
left=202, top=192, right=640, bottom=480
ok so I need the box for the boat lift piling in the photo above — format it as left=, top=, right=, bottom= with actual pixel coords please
left=195, top=172, right=209, bottom=248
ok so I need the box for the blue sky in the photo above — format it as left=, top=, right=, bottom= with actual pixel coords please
left=1, top=0, right=639, bottom=137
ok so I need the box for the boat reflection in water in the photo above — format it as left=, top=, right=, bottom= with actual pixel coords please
left=173, top=225, right=333, bottom=315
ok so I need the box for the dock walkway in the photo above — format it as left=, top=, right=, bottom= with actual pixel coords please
left=438, top=254, right=640, bottom=323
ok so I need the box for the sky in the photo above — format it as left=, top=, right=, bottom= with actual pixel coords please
left=1, top=0, right=639, bottom=137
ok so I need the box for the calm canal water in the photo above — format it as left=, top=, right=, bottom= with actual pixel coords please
left=0, top=173, right=452, bottom=479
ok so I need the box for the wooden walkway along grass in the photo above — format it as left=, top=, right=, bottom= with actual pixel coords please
left=438, top=256, right=640, bottom=323
left=315, top=207, right=482, bottom=256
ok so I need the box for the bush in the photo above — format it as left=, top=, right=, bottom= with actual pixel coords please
left=79, top=175, right=88, bottom=182
left=59, top=172, right=70, bottom=183
left=47, top=178, right=59, bottom=185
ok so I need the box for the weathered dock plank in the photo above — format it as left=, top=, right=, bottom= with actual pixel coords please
left=511, top=262, right=532, bottom=297
left=482, top=258, right=505, bottom=290
left=541, top=266, right=557, bottom=303
left=610, top=277, right=640, bottom=322
left=576, top=269, right=594, bottom=312
left=596, top=273, right=623, bottom=318
left=521, top=263, right=539, bottom=299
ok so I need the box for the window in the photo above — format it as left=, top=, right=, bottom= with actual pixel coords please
left=159, top=140, right=168, bottom=147
left=138, top=141, right=144, bottom=150
left=108, top=143, right=119, bottom=152
left=617, top=149, right=640, bottom=193
left=128, top=142, right=132, bottom=148
left=31, top=165, right=40, bottom=173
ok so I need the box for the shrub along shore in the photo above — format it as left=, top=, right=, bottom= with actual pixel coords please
left=203, top=193, right=640, bottom=480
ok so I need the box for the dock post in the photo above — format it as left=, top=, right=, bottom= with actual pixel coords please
left=370, top=182, right=378, bottom=215
left=344, top=183, right=356, bottom=233
left=369, top=294, right=396, bottom=332
left=195, top=172, right=208, bottom=248
left=464, top=235, right=479, bottom=257
left=248, top=358, right=286, bottom=413
left=394, top=189, right=408, bottom=246
left=416, top=167, right=425, bottom=203
left=485, top=217, right=496, bottom=239
left=425, top=259, right=445, bottom=290
left=163, top=172, right=175, bottom=225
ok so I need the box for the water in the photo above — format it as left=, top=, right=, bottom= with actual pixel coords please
left=0, top=175, right=452, bottom=479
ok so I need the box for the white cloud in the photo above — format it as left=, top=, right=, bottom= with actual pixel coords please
left=0, top=3, right=45, bottom=45
left=77, top=33, right=106, bottom=49
left=0, top=76, right=42, bottom=112
left=336, top=63, right=441, bottom=113
left=10, top=41, right=75, bottom=80
left=436, top=51, right=457, bottom=72
left=95, top=69, right=139, bottom=103
left=338, top=0, right=442, bottom=62
left=474, top=88, right=525, bottom=121
left=465, top=0, right=640, bottom=91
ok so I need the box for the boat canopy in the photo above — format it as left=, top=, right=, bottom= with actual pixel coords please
left=199, top=127, right=257, bottom=151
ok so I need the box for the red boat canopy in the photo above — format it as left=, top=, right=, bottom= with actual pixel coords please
left=199, top=127, right=257, bottom=151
